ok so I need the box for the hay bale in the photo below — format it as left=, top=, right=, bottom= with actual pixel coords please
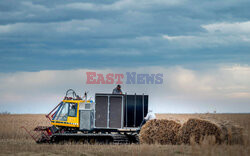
left=179, top=118, right=222, bottom=144
left=139, top=117, right=244, bottom=145
left=139, top=119, right=181, bottom=144
left=199, top=116, right=244, bottom=145
left=227, top=125, right=244, bottom=144
left=207, top=119, right=244, bottom=145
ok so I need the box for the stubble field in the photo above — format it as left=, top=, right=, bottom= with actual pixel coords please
left=0, top=113, right=249, bottom=156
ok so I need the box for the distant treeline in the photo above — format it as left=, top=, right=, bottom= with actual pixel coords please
left=0, top=111, right=11, bottom=114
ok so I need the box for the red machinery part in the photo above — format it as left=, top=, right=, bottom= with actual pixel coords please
left=46, top=102, right=62, bottom=121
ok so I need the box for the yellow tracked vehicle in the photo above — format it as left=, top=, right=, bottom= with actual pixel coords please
left=23, top=89, right=148, bottom=144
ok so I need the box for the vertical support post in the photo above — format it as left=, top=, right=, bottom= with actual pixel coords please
left=107, top=95, right=110, bottom=128
left=142, top=93, right=144, bottom=118
left=134, top=93, right=136, bottom=127
left=125, top=93, right=128, bottom=128
left=93, top=100, right=96, bottom=128
left=121, top=95, right=124, bottom=129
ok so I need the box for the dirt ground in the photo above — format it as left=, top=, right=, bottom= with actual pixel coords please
left=0, top=114, right=249, bottom=156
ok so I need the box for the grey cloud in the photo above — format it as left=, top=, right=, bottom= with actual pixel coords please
left=0, top=0, right=250, bottom=72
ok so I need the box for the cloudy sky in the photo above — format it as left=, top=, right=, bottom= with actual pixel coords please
left=0, top=0, right=249, bottom=113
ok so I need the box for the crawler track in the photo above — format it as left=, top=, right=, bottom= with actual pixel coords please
left=38, top=133, right=139, bottom=144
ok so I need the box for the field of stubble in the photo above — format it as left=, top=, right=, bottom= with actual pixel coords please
left=0, top=114, right=249, bottom=156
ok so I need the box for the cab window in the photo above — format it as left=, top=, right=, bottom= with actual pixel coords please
left=53, top=102, right=77, bottom=121
left=68, top=103, right=77, bottom=117
left=55, top=102, right=69, bottom=121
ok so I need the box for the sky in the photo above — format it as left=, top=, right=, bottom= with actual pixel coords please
left=0, top=0, right=249, bottom=114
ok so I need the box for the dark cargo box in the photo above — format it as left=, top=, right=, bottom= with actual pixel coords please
left=95, top=94, right=124, bottom=129
left=95, top=93, right=148, bottom=129
left=124, top=94, right=148, bottom=127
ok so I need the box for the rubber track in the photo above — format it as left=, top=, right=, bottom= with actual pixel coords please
left=49, top=133, right=133, bottom=144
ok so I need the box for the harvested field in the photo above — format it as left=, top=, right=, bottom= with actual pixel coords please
left=0, top=114, right=249, bottom=156
left=0, top=114, right=50, bottom=140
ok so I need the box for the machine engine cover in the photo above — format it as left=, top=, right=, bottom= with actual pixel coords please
left=79, top=110, right=94, bottom=130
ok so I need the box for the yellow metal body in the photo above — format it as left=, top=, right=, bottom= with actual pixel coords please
left=51, top=99, right=91, bottom=128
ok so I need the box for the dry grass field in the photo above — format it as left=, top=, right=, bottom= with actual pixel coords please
left=0, top=114, right=249, bottom=156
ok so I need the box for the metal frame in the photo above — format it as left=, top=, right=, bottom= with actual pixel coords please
left=125, top=93, right=128, bottom=128
left=46, top=102, right=63, bottom=121
left=93, top=102, right=96, bottom=128
left=107, top=95, right=110, bottom=128
left=21, top=126, right=50, bottom=143
left=121, top=95, right=124, bottom=129
left=95, top=94, right=125, bottom=129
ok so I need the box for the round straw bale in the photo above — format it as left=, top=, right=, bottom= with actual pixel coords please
left=218, top=123, right=244, bottom=145
left=139, top=119, right=181, bottom=144
left=179, top=118, right=222, bottom=144
left=228, top=125, right=244, bottom=144
left=199, top=116, right=244, bottom=145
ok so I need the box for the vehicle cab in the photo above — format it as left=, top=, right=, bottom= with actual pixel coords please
left=50, top=90, right=94, bottom=129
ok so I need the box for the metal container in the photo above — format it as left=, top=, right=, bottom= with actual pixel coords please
left=95, top=94, right=124, bottom=129
left=95, top=93, right=148, bottom=129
